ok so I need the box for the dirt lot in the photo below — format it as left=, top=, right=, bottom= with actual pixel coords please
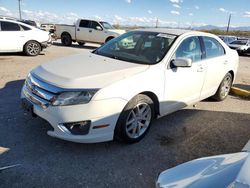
left=0, top=43, right=250, bottom=188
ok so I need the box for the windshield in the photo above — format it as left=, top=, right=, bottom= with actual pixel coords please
left=230, top=40, right=248, bottom=45
left=93, top=31, right=177, bottom=65
left=100, top=22, right=114, bottom=29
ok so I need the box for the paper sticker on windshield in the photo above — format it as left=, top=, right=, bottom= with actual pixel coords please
left=157, top=33, right=176, bottom=39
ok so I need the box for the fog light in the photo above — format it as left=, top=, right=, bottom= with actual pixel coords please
left=63, top=120, right=91, bottom=135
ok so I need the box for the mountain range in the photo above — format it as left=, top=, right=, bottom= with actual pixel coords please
left=194, top=25, right=250, bottom=31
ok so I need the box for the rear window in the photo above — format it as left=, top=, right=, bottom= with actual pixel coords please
left=203, top=36, right=225, bottom=59
left=1, top=21, right=21, bottom=31
left=20, top=24, right=31, bottom=31
left=230, top=40, right=248, bottom=45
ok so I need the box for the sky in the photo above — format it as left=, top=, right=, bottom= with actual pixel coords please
left=0, top=0, right=250, bottom=28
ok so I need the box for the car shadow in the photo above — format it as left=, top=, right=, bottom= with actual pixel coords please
left=0, top=52, right=46, bottom=57
left=0, top=79, right=250, bottom=188
left=0, top=52, right=26, bottom=57
left=52, top=41, right=99, bottom=50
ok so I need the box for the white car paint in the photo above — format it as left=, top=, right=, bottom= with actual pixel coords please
left=0, top=19, right=51, bottom=53
left=21, top=29, right=239, bottom=143
left=156, top=140, right=250, bottom=188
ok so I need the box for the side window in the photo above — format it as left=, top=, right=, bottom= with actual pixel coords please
left=1, top=21, right=21, bottom=31
left=175, top=36, right=202, bottom=62
left=203, top=36, right=225, bottom=59
left=79, top=20, right=90, bottom=28
left=20, top=24, right=31, bottom=31
left=91, top=21, right=102, bottom=30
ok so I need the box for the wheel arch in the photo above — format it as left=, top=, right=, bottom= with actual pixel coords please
left=139, top=91, right=160, bottom=118
left=23, top=40, right=41, bottom=52
left=228, top=70, right=234, bottom=82
left=105, top=36, right=115, bottom=43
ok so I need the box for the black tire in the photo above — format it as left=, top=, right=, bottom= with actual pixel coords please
left=114, top=94, right=154, bottom=143
left=24, top=41, right=41, bottom=56
left=61, top=33, right=72, bottom=46
left=78, top=42, right=85, bottom=46
left=212, top=72, right=233, bottom=101
left=105, top=37, right=114, bottom=43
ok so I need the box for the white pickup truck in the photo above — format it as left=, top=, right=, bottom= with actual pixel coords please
left=55, top=19, right=125, bottom=46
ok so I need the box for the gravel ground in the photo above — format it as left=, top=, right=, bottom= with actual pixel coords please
left=0, top=43, right=250, bottom=188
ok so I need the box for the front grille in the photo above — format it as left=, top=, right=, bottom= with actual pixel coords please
left=23, top=74, right=58, bottom=108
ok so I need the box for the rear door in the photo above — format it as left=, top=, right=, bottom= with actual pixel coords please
left=199, top=36, right=228, bottom=99
left=75, top=20, right=91, bottom=42
left=0, top=21, right=26, bottom=52
left=162, top=36, right=206, bottom=114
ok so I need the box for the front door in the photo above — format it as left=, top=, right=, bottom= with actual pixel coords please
left=162, top=36, right=206, bottom=114
left=89, top=21, right=107, bottom=43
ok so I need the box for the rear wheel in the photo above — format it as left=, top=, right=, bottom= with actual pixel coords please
left=24, top=41, right=41, bottom=56
left=212, top=72, right=233, bottom=101
left=114, top=94, right=154, bottom=143
left=61, top=33, right=72, bottom=46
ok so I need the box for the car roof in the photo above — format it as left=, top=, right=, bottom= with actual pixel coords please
left=134, top=28, right=194, bottom=36
left=0, top=18, right=34, bottom=28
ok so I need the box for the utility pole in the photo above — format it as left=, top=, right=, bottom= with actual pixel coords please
left=226, top=14, right=231, bottom=33
left=18, top=0, right=22, bottom=20
left=156, top=18, right=159, bottom=28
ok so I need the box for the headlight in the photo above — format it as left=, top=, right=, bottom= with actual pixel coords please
left=52, top=90, right=98, bottom=106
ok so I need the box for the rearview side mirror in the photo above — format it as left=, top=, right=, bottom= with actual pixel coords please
left=171, top=58, right=192, bottom=68
left=96, top=26, right=103, bottom=31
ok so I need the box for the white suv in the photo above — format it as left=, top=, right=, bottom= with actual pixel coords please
left=0, top=19, right=51, bottom=56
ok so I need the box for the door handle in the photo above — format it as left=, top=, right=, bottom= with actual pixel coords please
left=77, top=28, right=80, bottom=31
left=197, top=65, right=204, bottom=72
left=20, top=36, right=25, bottom=37
left=89, top=30, right=92, bottom=33
left=224, top=60, right=228, bottom=65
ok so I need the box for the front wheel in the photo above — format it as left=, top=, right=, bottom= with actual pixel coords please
left=212, top=72, right=233, bottom=101
left=24, top=41, right=41, bottom=56
left=114, top=94, right=154, bottom=143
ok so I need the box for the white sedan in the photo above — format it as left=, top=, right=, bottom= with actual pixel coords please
left=21, top=28, right=239, bottom=143
left=156, top=140, right=250, bottom=188
left=0, top=18, right=51, bottom=56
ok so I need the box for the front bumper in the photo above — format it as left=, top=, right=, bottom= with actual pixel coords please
left=21, top=83, right=128, bottom=143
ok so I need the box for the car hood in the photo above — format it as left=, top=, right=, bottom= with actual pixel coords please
left=108, top=29, right=126, bottom=35
left=31, top=52, right=149, bottom=89
left=156, top=152, right=249, bottom=188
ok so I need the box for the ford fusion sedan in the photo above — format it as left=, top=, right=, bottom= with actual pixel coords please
left=21, top=28, right=239, bottom=143
left=156, top=140, right=250, bottom=188
left=0, top=18, right=51, bottom=56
